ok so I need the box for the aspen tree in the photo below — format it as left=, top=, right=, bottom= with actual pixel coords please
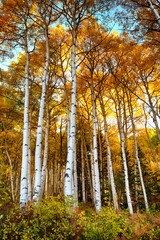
left=127, top=92, right=149, bottom=212
left=115, top=89, right=133, bottom=215
left=33, top=0, right=58, bottom=202
left=40, top=100, right=49, bottom=199
left=143, top=105, right=160, bottom=172
left=99, top=95, right=118, bottom=210
left=62, top=0, right=110, bottom=207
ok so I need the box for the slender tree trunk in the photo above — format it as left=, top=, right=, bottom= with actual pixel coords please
left=99, top=95, right=118, bottom=210
left=116, top=90, right=133, bottom=215
left=64, top=76, right=70, bottom=145
left=147, top=0, right=160, bottom=26
left=33, top=26, right=49, bottom=202
left=143, top=105, right=160, bottom=172
left=98, top=126, right=103, bottom=196
left=91, top=74, right=101, bottom=212
left=5, top=143, right=14, bottom=202
left=144, top=82, right=160, bottom=141
left=28, top=104, right=32, bottom=202
left=45, top=168, right=48, bottom=195
left=81, top=131, right=86, bottom=202
left=123, top=90, right=128, bottom=152
left=89, top=126, right=96, bottom=204
left=135, top=158, right=139, bottom=211
left=40, top=100, right=49, bottom=199
left=64, top=23, right=77, bottom=201
left=84, top=135, right=93, bottom=202
left=20, top=38, right=29, bottom=208
left=127, top=93, right=149, bottom=212
left=54, top=149, right=58, bottom=195
left=73, top=139, right=78, bottom=207
left=58, top=119, right=64, bottom=195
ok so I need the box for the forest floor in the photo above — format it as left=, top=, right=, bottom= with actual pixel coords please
left=0, top=196, right=160, bottom=239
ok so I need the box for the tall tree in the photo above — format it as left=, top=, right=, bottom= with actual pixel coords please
left=127, top=91, right=149, bottom=212
left=0, top=0, right=37, bottom=208
left=62, top=0, right=111, bottom=209
left=33, top=0, right=58, bottom=202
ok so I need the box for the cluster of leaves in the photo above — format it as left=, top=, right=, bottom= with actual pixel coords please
left=0, top=196, right=160, bottom=240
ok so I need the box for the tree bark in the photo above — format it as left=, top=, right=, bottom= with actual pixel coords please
left=81, top=130, right=86, bottom=203
left=20, top=30, right=29, bottom=207
left=64, top=22, right=77, bottom=201
left=116, top=90, right=133, bottom=215
left=33, top=25, right=49, bottom=202
left=127, top=93, right=149, bottom=212
left=27, top=106, right=32, bottom=202
left=40, top=100, right=49, bottom=199
left=99, top=95, right=118, bottom=210
left=91, top=74, right=101, bottom=212
left=5, top=144, right=14, bottom=202
left=147, top=0, right=160, bottom=26
left=143, top=105, right=160, bottom=172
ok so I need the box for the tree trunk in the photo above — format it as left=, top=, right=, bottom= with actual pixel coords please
left=143, top=105, right=160, bottom=172
left=91, top=74, right=101, bottom=212
left=40, top=100, right=49, bottom=199
left=147, top=0, right=160, bottom=26
left=5, top=143, right=14, bottom=202
left=99, top=95, right=118, bottom=210
left=20, top=36, right=29, bottom=208
left=116, top=90, right=133, bottom=215
left=81, top=131, right=86, bottom=202
left=28, top=103, right=32, bottom=202
left=135, top=158, right=139, bottom=211
left=33, top=26, right=49, bottom=202
left=84, top=137, right=93, bottom=202
left=89, top=126, right=96, bottom=205
left=127, top=93, right=149, bottom=212
left=144, top=81, right=160, bottom=141
left=73, top=139, right=78, bottom=207
left=98, top=126, right=103, bottom=197
left=64, top=23, right=77, bottom=201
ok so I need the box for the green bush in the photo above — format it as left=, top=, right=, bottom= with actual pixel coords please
left=0, top=198, right=160, bottom=240
left=80, top=207, right=133, bottom=240
left=0, top=196, right=76, bottom=240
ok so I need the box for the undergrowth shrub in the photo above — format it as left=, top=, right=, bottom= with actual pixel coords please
left=80, top=207, right=133, bottom=240
left=0, top=197, right=160, bottom=240
left=0, top=196, right=76, bottom=240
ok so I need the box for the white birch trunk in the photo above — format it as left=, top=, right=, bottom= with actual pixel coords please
left=64, top=24, right=77, bottom=200
left=73, top=141, right=78, bottom=207
left=84, top=136, right=93, bottom=201
left=33, top=27, right=49, bottom=202
left=116, top=92, right=133, bottom=215
left=147, top=0, right=160, bottom=26
left=144, top=82, right=160, bottom=141
left=91, top=77, right=101, bottom=212
left=133, top=125, right=149, bottom=211
left=5, top=145, right=14, bottom=202
left=20, top=45, right=29, bottom=208
left=135, top=158, right=139, bottom=211
left=143, top=105, right=160, bottom=171
left=89, top=130, right=96, bottom=205
left=98, top=126, right=103, bottom=196
left=99, top=96, right=118, bottom=210
left=40, top=101, right=49, bottom=199
left=45, top=168, right=48, bottom=195
left=128, top=95, right=149, bottom=212
left=27, top=106, right=32, bottom=202
left=81, top=133, right=86, bottom=202
left=64, top=77, right=70, bottom=145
